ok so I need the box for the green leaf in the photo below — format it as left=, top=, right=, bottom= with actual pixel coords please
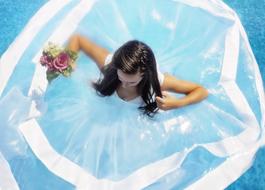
left=46, top=70, right=60, bottom=83
left=65, top=48, right=78, bottom=61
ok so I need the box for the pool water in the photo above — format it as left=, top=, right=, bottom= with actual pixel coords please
left=223, top=0, right=265, bottom=84
left=0, top=0, right=264, bottom=189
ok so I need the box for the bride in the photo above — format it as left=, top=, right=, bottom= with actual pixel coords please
left=67, top=34, right=208, bottom=116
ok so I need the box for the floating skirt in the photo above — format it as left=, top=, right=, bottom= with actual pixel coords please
left=0, top=0, right=264, bottom=189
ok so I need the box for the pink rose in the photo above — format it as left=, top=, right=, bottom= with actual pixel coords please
left=40, top=55, right=51, bottom=66
left=40, top=55, right=54, bottom=71
left=52, top=52, right=70, bottom=72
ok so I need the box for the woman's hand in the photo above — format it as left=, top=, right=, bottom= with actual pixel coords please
left=157, top=73, right=208, bottom=110
left=156, top=92, right=183, bottom=110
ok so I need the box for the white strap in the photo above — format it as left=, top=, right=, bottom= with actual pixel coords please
left=0, top=152, right=19, bottom=190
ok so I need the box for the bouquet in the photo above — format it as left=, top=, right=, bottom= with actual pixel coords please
left=40, top=42, right=78, bottom=83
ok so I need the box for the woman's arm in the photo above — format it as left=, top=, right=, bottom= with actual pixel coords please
left=67, top=34, right=110, bottom=70
left=156, top=73, right=208, bottom=110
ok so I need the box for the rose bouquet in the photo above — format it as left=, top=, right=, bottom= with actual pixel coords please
left=40, top=42, right=78, bottom=83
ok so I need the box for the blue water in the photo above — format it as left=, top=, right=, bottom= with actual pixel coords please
left=0, top=0, right=264, bottom=189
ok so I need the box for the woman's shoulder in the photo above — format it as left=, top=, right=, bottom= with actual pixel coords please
left=157, top=66, right=164, bottom=86
left=104, top=54, right=113, bottom=66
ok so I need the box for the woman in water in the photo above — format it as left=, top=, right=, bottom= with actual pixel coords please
left=67, top=34, right=208, bottom=116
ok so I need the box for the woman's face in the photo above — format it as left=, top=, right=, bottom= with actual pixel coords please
left=117, top=69, right=143, bottom=88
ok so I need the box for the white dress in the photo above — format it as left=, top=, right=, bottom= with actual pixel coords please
left=0, top=0, right=264, bottom=189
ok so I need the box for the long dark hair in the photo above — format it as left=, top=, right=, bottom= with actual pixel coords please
left=93, top=40, right=162, bottom=116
